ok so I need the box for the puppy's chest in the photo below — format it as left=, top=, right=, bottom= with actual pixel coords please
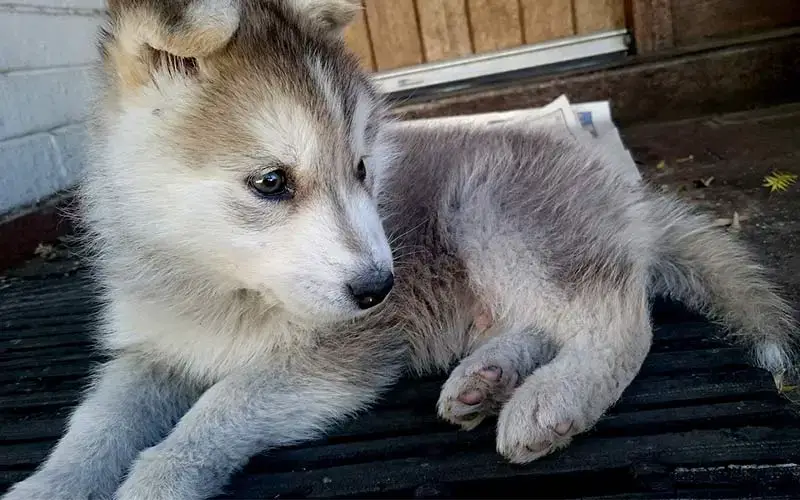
left=103, top=304, right=307, bottom=383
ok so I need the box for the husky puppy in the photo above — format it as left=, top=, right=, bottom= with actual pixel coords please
left=4, top=1, right=797, bottom=499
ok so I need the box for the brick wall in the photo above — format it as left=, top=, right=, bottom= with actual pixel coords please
left=0, top=1, right=104, bottom=216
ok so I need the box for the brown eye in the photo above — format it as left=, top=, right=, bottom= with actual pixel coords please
left=249, top=169, right=291, bottom=199
left=356, top=158, right=367, bottom=183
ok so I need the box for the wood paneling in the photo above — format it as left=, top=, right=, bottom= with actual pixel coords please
left=343, top=2, right=375, bottom=71
left=630, top=0, right=674, bottom=54
left=416, top=0, right=473, bottom=62
left=573, top=0, right=625, bottom=35
left=519, top=0, right=575, bottom=44
left=467, top=0, right=522, bottom=53
left=671, top=0, right=800, bottom=46
left=364, top=0, right=423, bottom=70
left=345, top=0, right=636, bottom=71
left=392, top=31, right=800, bottom=126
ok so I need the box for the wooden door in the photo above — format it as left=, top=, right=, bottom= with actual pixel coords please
left=343, top=0, right=626, bottom=72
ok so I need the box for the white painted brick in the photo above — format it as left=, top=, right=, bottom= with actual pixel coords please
left=51, top=123, right=88, bottom=179
left=19, top=1, right=105, bottom=8
left=0, top=12, right=102, bottom=69
left=0, top=67, right=95, bottom=140
left=0, top=133, right=71, bottom=213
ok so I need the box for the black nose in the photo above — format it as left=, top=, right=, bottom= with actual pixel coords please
left=348, top=271, right=394, bottom=310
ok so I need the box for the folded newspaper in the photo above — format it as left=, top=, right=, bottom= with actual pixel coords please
left=398, top=95, right=640, bottom=184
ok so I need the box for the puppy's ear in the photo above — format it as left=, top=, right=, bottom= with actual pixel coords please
left=101, top=0, right=240, bottom=90
left=287, top=0, right=362, bottom=34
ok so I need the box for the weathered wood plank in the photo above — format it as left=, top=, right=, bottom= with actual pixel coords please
left=630, top=0, right=675, bottom=53
left=392, top=31, right=800, bottom=126
left=0, top=332, right=91, bottom=352
left=0, top=324, right=93, bottom=342
left=227, top=427, right=800, bottom=498
left=671, top=0, right=800, bottom=47
left=0, top=343, right=751, bottom=388
left=0, top=366, right=773, bottom=416
left=467, top=0, right=522, bottom=53
left=573, top=0, right=626, bottom=35
left=364, top=0, right=423, bottom=70
left=519, top=0, right=575, bottom=44
left=3, top=313, right=97, bottom=332
left=3, top=395, right=786, bottom=450
left=342, top=1, right=375, bottom=71
left=416, top=0, right=473, bottom=62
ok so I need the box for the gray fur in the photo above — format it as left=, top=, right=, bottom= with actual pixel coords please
left=4, top=0, right=797, bottom=499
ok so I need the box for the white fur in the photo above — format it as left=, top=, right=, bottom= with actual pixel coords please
left=184, top=0, right=240, bottom=35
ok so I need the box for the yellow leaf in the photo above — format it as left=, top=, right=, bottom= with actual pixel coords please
left=763, top=171, right=798, bottom=192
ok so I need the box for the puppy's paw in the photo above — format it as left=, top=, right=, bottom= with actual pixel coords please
left=437, top=355, right=519, bottom=431
left=495, top=376, right=589, bottom=463
left=114, top=446, right=210, bottom=500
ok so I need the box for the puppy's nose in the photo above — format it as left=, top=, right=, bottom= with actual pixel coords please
left=348, top=271, right=394, bottom=310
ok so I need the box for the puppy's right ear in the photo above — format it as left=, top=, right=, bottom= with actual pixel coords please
left=102, top=0, right=240, bottom=90
left=287, top=0, right=362, bottom=34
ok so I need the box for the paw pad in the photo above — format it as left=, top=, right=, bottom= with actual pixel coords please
left=458, top=390, right=485, bottom=405
left=525, top=440, right=552, bottom=453
left=439, top=350, right=520, bottom=432
left=554, top=422, right=573, bottom=436
left=478, top=365, right=502, bottom=382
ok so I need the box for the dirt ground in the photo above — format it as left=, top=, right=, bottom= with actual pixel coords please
left=624, top=102, right=800, bottom=304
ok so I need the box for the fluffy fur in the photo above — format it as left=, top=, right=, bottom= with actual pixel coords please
left=4, top=1, right=797, bottom=499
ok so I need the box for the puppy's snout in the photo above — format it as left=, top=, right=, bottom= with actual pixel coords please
left=348, top=270, right=394, bottom=310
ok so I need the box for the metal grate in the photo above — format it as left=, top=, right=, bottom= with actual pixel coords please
left=1, top=265, right=799, bottom=499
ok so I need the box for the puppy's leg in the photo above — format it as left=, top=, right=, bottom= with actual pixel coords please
left=114, top=360, right=399, bottom=500
left=496, top=289, right=652, bottom=463
left=438, top=328, right=555, bottom=430
left=2, top=356, right=198, bottom=500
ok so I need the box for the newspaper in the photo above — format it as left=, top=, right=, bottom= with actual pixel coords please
left=399, top=95, right=640, bottom=184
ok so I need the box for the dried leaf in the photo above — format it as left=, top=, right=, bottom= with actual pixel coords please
left=711, top=213, right=749, bottom=228
left=730, top=211, right=741, bottom=232
left=694, top=176, right=715, bottom=188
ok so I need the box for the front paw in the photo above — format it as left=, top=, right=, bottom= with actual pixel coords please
left=114, top=447, right=210, bottom=500
left=437, top=355, right=520, bottom=431
left=495, top=375, right=589, bottom=464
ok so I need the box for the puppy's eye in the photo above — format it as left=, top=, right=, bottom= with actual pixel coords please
left=356, top=158, right=367, bottom=183
left=249, top=169, right=291, bottom=198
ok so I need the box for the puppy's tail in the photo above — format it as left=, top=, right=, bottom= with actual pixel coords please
left=649, top=197, right=798, bottom=377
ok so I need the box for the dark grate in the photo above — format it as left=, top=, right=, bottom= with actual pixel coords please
left=1, top=265, right=799, bottom=499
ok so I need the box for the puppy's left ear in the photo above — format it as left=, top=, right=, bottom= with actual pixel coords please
left=288, top=0, right=362, bottom=34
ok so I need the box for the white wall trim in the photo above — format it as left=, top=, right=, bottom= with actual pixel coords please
left=372, top=29, right=630, bottom=94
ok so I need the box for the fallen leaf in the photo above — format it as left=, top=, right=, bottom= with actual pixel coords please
left=694, top=176, right=715, bottom=188
left=711, top=213, right=749, bottom=228
left=730, top=211, right=741, bottom=232
left=763, top=171, right=798, bottom=193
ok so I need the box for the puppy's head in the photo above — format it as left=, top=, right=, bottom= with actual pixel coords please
left=91, top=0, right=395, bottom=323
